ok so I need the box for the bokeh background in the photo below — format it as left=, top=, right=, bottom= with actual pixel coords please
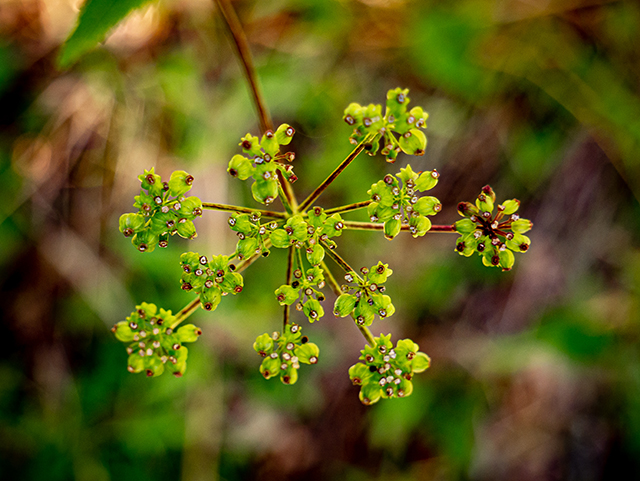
left=2, top=0, right=640, bottom=479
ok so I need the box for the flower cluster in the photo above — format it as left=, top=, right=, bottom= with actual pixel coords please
left=349, top=334, right=430, bottom=405
left=333, top=262, right=394, bottom=326
left=344, top=88, right=429, bottom=162
left=179, top=253, right=244, bottom=311
left=455, top=185, right=533, bottom=271
left=111, top=302, right=202, bottom=377
left=368, top=165, right=441, bottom=239
left=227, top=124, right=297, bottom=204
left=270, top=207, right=344, bottom=266
left=119, top=169, right=202, bottom=252
left=253, top=323, right=320, bottom=384
left=275, top=266, right=326, bottom=323
left=228, top=211, right=279, bottom=259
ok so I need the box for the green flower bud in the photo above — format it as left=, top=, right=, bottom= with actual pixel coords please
left=239, top=133, right=261, bottom=156
left=306, top=244, right=325, bottom=266
left=399, top=128, right=426, bottom=156
left=397, top=164, right=419, bottom=183
left=412, top=352, right=431, bottom=373
left=343, top=102, right=363, bottom=126
left=220, top=272, right=244, bottom=294
left=294, top=342, right=320, bottom=364
left=368, top=261, right=393, bottom=284
left=180, top=251, right=200, bottom=268
left=385, top=87, right=410, bottom=120
left=324, top=214, right=345, bottom=238
left=362, top=103, right=384, bottom=132
left=384, top=218, right=401, bottom=240
left=179, top=197, right=203, bottom=219
left=349, top=363, right=373, bottom=385
left=457, top=201, right=479, bottom=217
left=506, top=233, right=531, bottom=253
left=127, top=353, right=146, bottom=373
left=280, top=365, right=299, bottom=385
left=501, top=199, right=520, bottom=215
left=253, top=333, right=274, bottom=355
left=415, top=169, right=439, bottom=191
left=138, top=168, right=163, bottom=196
left=270, top=229, right=292, bottom=248
left=251, top=178, right=278, bottom=205
left=476, top=193, right=494, bottom=214
left=455, top=233, right=477, bottom=257
left=176, top=324, right=202, bottom=343
left=260, top=356, right=281, bottom=379
left=168, top=170, right=195, bottom=197
left=132, top=230, right=158, bottom=253
left=303, top=298, right=324, bottom=323
left=409, top=215, right=431, bottom=237
left=200, top=288, right=222, bottom=312
left=261, top=130, right=279, bottom=157
left=511, top=219, right=533, bottom=234
left=144, top=357, right=165, bottom=377
left=359, top=382, right=382, bottom=405
left=176, top=219, right=197, bottom=239
left=228, top=213, right=254, bottom=233
left=455, top=218, right=476, bottom=234
left=228, top=154, right=254, bottom=180
left=373, top=294, right=395, bottom=318
left=237, top=237, right=259, bottom=259
left=307, top=206, right=327, bottom=229
left=119, top=213, right=146, bottom=237
left=275, top=123, right=295, bottom=145
left=112, top=321, right=135, bottom=342
left=333, top=293, right=357, bottom=317
left=409, top=106, right=428, bottom=127
left=275, top=285, right=299, bottom=306
left=499, top=248, right=515, bottom=271
left=414, top=196, right=442, bottom=216
left=354, top=302, right=376, bottom=326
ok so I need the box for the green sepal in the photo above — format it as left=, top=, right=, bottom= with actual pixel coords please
left=176, top=219, right=197, bottom=239
left=113, top=321, right=135, bottom=342
left=179, top=197, right=203, bottom=219
left=280, top=365, right=299, bottom=385
left=275, top=124, right=295, bottom=145
left=251, top=178, right=278, bottom=205
left=275, top=285, right=299, bottom=306
left=455, top=218, right=476, bottom=234
left=239, top=133, right=261, bottom=156
left=415, top=170, right=439, bottom=191
left=176, top=324, right=202, bottom=343
left=260, top=356, right=280, bottom=379
left=119, top=213, right=146, bottom=236
left=343, top=102, right=364, bottom=125
left=349, top=363, right=374, bottom=385
left=476, top=193, right=494, bottom=214
left=409, top=215, right=431, bottom=237
left=367, top=261, right=393, bottom=284
left=414, top=196, right=441, bottom=216
left=397, top=164, right=419, bottom=184
left=499, top=248, right=515, bottom=271
left=127, top=353, right=145, bottom=374
left=306, top=244, right=325, bottom=266
left=501, top=199, right=520, bottom=215
left=132, top=230, right=158, bottom=253
left=384, top=218, right=401, bottom=240
left=333, top=293, right=357, bottom=317
left=399, top=128, right=426, bottom=156
left=506, top=233, right=531, bottom=253
left=457, top=201, right=479, bottom=217
left=138, top=168, right=163, bottom=196
left=303, top=298, right=324, bottom=323
left=261, top=132, right=279, bottom=157
left=270, top=229, right=292, bottom=248
left=200, top=288, right=222, bottom=312
left=253, top=333, right=274, bottom=355
left=373, top=294, right=395, bottom=318
left=307, top=207, right=327, bottom=229
left=511, top=219, right=533, bottom=234
left=144, top=357, right=165, bottom=378
left=294, top=343, right=320, bottom=364
left=168, top=170, right=194, bottom=197
left=228, top=154, right=254, bottom=180
left=354, top=302, right=376, bottom=326
left=237, top=237, right=260, bottom=259
left=359, top=382, right=382, bottom=405
left=412, top=352, right=431, bottom=373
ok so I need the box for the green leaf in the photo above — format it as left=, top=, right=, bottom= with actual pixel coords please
left=58, top=0, right=154, bottom=68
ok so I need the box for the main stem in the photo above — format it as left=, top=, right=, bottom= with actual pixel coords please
left=202, top=202, right=286, bottom=219
left=343, top=221, right=456, bottom=233
left=214, top=0, right=297, bottom=211
left=283, top=247, right=294, bottom=327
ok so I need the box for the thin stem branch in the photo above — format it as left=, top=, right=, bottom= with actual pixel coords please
left=342, top=220, right=457, bottom=232
left=202, top=202, right=286, bottom=219
left=357, top=324, right=376, bottom=346
left=277, top=183, right=294, bottom=215
left=321, top=242, right=363, bottom=283
left=171, top=297, right=201, bottom=329
left=324, top=200, right=372, bottom=216
left=284, top=247, right=294, bottom=328
left=299, top=133, right=378, bottom=213
left=214, top=0, right=271, bottom=133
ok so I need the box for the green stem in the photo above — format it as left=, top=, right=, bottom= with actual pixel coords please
left=202, top=202, right=286, bottom=219
left=321, top=242, right=363, bottom=283
left=214, top=0, right=271, bottom=133
left=342, top=220, right=456, bottom=232
left=171, top=297, right=201, bottom=329
left=284, top=247, right=294, bottom=327
left=324, top=200, right=372, bottom=216
left=277, top=183, right=294, bottom=215
left=299, top=133, right=378, bottom=213
left=296, top=246, right=305, bottom=273
left=356, top=323, right=376, bottom=346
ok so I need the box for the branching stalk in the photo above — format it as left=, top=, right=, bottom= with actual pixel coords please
left=321, top=242, right=363, bottom=283
left=342, top=220, right=456, bottom=232
left=171, top=297, right=201, bottom=329
left=299, top=133, right=378, bottom=212
left=284, top=247, right=294, bottom=327
left=202, top=202, right=286, bottom=219
left=324, top=200, right=372, bottom=216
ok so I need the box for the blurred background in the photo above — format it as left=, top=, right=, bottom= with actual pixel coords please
left=2, top=0, right=640, bottom=479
